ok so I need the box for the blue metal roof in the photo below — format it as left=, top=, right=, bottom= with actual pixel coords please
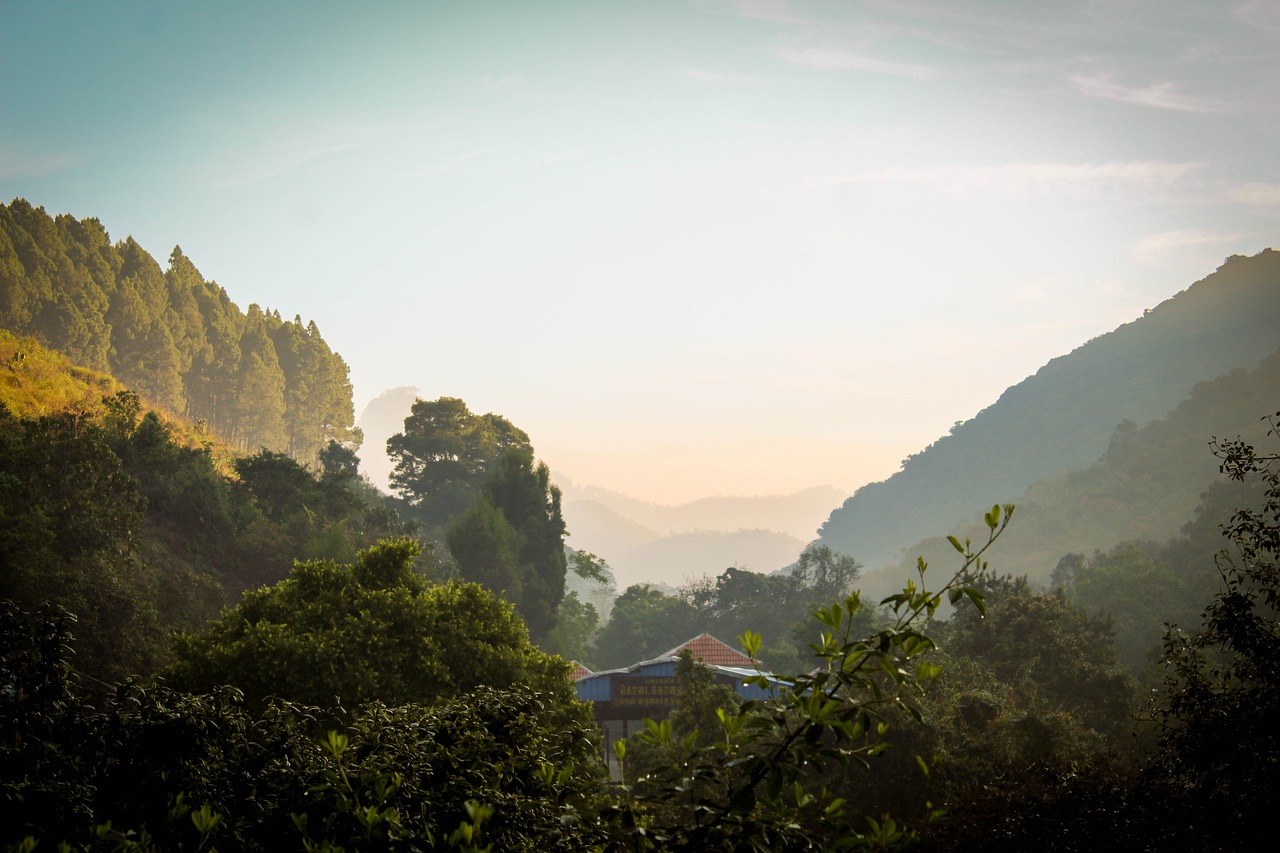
left=574, top=656, right=783, bottom=704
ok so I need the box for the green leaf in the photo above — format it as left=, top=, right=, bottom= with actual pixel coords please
left=962, top=587, right=987, bottom=615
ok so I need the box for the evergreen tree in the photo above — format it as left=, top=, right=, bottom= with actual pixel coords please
left=478, top=449, right=567, bottom=639
left=162, top=246, right=212, bottom=408
left=387, top=397, right=531, bottom=530
left=448, top=498, right=525, bottom=602
left=233, top=304, right=287, bottom=450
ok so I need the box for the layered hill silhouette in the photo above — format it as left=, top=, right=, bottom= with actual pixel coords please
left=556, top=484, right=843, bottom=588
left=356, top=389, right=841, bottom=588
left=818, top=249, right=1280, bottom=573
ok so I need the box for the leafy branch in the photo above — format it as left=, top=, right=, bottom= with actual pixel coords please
left=616, top=504, right=1015, bottom=850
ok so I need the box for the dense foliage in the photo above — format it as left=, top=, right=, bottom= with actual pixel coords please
left=588, top=542, right=862, bottom=671
left=1, top=603, right=607, bottom=852
left=0, top=383, right=404, bottom=685
left=4, top=422, right=1280, bottom=850
left=165, top=539, right=574, bottom=712
left=0, top=199, right=359, bottom=461
left=387, top=396, right=531, bottom=532
left=448, top=449, right=569, bottom=640
left=1144, top=411, right=1280, bottom=837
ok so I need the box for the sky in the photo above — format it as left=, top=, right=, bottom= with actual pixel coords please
left=3, top=0, right=1278, bottom=504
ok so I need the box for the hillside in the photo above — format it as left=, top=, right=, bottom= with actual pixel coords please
left=861, top=348, right=1280, bottom=598
left=819, top=249, right=1280, bottom=570
left=0, top=329, right=406, bottom=686
left=1, top=329, right=123, bottom=417
left=0, top=199, right=359, bottom=463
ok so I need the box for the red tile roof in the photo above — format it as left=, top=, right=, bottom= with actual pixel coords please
left=568, top=661, right=593, bottom=681
left=662, top=633, right=755, bottom=667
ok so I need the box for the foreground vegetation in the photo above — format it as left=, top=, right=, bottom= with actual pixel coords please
left=4, top=204, right=1279, bottom=847
left=3, top=409, right=1278, bottom=849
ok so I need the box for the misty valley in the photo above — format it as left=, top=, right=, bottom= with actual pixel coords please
left=3, top=200, right=1280, bottom=850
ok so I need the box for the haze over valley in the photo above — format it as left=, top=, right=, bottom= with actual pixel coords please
left=3, top=3, right=1280, bottom=847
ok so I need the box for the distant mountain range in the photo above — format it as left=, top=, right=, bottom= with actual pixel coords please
left=817, top=249, right=1280, bottom=585
left=555, top=482, right=844, bottom=588
left=354, top=389, right=840, bottom=589
left=356, top=250, right=1280, bottom=596
left=355, top=385, right=420, bottom=491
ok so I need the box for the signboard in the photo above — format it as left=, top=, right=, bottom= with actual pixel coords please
left=610, top=675, right=680, bottom=711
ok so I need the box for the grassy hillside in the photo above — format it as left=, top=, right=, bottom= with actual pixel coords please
left=819, top=249, right=1280, bottom=569
left=1, top=330, right=122, bottom=417
left=0, top=333, right=407, bottom=685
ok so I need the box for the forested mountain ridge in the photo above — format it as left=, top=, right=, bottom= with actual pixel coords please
left=868, top=347, right=1280, bottom=599
left=0, top=332, right=406, bottom=685
left=0, top=198, right=359, bottom=463
left=819, top=248, right=1280, bottom=569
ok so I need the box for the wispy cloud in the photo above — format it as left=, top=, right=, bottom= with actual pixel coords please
left=1069, top=72, right=1225, bottom=113
left=1130, top=228, right=1241, bottom=269
left=1234, top=0, right=1280, bottom=33
left=1230, top=181, right=1280, bottom=206
left=809, top=161, right=1201, bottom=196
left=481, top=73, right=525, bottom=92
left=210, top=139, right=361, bottom=189
left=0, top=146, right=79, bottom=180
left=680, top=66, right=753, bottom=84
left=404, top=148, right=494, bottom=180
left=697, top=0, right=810, bottom=26
left=776, top=44, right=936, bottom=79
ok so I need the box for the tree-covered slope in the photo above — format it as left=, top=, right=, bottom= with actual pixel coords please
left=819, top=249, right=1280, bottom=569
left=0, top=199, right=358, bottom=463
left=868, top=348, right=1280, bottom=599
left=0, top=335, right=406, bottom=685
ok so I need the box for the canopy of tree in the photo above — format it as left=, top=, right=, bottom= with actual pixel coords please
left=165, top=538, right=573, bottom=711
left=387, top=396, right=531, bottom=531
left=0, top=199, right=359, bottom=462
left=587, top=542, right=862, bottom=671
left=0, top=342, right=404, bottom=684
left=447, top=448, right=568, bottom=640
left=1, top=602, right=605, bottom=852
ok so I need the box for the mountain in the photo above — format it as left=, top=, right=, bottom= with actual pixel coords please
left=818, top=249, right=1280, bottom=571
left=860, top=348, right=1280, bottom=599
left=356, top=385, right=420, bottom=490
left=600, top=528, right=808, bottom=589
left=559, top=481, right=845, bottom=543
left=557, top=483, right=843, bottom=588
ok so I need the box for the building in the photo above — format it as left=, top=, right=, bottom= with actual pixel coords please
left=572, top=633, right=779, bottom=778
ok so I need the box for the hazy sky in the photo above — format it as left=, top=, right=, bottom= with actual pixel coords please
left=3, top=1, right=1277, bottom=503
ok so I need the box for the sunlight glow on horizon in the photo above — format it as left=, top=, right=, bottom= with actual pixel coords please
left=3, top=0, right=1276, bottom=503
